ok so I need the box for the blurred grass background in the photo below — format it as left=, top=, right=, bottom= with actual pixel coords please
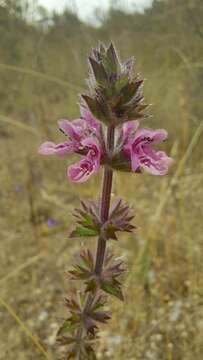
left=0, top=0, right=203, bottom=359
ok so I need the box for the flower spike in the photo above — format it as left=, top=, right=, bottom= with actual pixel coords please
left=38, top=42, right=173, bottom=358
left=81, top=42, right=148, bottom=126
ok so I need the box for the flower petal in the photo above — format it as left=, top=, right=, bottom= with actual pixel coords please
left=68, top=157, right=99, bottom=183
left=140, top=151, right=173, bottom=175
left=58, top=119, right=85, bottom=141
left=122, top=120, right=139, bottom=142
left=135, top=128, right=168, bottom=145
left=38, top=141, right=75, bottom=156
left=80, top=105, right=100, bottom=135
left=130, top=152, right=141, bottom=172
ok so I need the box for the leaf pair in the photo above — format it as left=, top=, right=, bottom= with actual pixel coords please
left=70, top=200, right=100, bottom=238
left=69, top=249, right=126, bottom=301
left=70, top=198, right=135, bottom=241
left=58, top=332, right=97, bottom=360
left=58, top=292, right=110, bottom=338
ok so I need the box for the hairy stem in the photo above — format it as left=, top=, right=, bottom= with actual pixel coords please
left=95, top=125, right=115, bottom=274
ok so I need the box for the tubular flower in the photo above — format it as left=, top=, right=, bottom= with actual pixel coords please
left=68, top=138, right=102, bottom=183
left=123, top=124, right=173, bottom=175
left=38, top=107, right=103, bottom=182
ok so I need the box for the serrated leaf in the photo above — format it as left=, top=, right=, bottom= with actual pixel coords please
left=70, top=226, right=98, bottom=238
left=101, top=281, right=124, bottom=301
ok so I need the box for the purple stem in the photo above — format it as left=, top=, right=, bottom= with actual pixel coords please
left=95, top=125, right=115, bottom=274
left=76, top=125, right=115, bottom=341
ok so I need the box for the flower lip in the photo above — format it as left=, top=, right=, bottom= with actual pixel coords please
left=123, top=126, right=172, bottom=176
left=68, top=157, right=99, bottom=183
left=38, top=141, right=75, bottom=156
left=82, top=137, right=102, bottom=157
left=58, top=119, right=85, bottom=141
left=80, top=105, right=101, bottom=135
left=135, top=128, right=168, bottom=144
left=122, top=120, right=140, bottom=143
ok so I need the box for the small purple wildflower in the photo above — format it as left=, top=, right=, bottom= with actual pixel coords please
left=47, top=218, right=57, bottom=228
left=15, top=185, right=22, bottom=193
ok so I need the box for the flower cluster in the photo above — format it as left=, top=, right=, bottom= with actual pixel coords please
left=39, top=109, right=172, bottom=182
left=38, top=106, right=102, bottom=182
left=38, top=43, right=173, bottom=359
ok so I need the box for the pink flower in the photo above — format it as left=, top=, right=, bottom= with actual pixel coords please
left=58, top=106, right=100, bottom=141
left=123, top=125, right=173, bottom=175
left=68, top=137, right=101, bottom=182
left=80, top=105, right=100, bottom=136
left=58, top=118, right=86, bottom=142
left=68, top=157, right=99, bottom=183
left=38, top=107, right=102, bottom=182
left=39, top=106, right=101, bottom=157
left=122, top=120, right=139, bottom=143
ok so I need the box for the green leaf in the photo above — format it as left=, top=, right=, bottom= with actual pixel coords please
left=70, top=226, right=98, bottom=238
left=82, top=214, right=95, bottom=228
left=115, top=74, right=129, bottom=93
left=57, top=320, right=77, bottom=337
left=81, top=95, right=99, bottom=114
left=120, top=80, right=143, bottom=104
left=81, top=94, right=108, bottom=124
left=89, top=57, right=108, bottom=86
left=101, top=281, right=124, bottom=301
left=103, top=43, right=118, bottom=75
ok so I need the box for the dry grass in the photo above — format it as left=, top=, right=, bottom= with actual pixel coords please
left=1, top=1, right=203, bottom=357
left=0, top=105, right=202, bottom=360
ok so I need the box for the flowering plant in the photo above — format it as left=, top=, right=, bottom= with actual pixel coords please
left=39, top=43, right=172, bottom=359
